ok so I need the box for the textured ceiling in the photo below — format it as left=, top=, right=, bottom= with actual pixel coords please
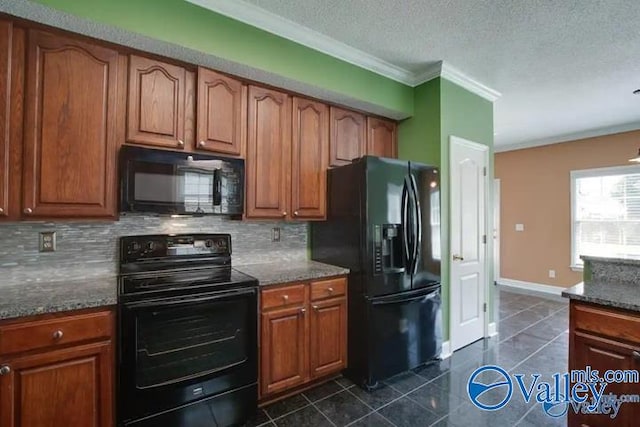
left=244, top=0, right=640, bottom=149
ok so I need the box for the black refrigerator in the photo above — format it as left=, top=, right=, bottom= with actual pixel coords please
left=311, top=156, right=442, bottom=389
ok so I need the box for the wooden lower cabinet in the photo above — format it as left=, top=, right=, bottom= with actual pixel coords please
left=569, top=301, right=640, bottom=427
left=260, top=277, right=347, bottom=400
left=0, top=308, right=115, bottom=427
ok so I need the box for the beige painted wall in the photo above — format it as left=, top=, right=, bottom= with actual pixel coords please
left=495, top=130, right=640, bottom=287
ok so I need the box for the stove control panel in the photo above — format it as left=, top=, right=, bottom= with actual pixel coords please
left=120, top=234, right=231, bottom=263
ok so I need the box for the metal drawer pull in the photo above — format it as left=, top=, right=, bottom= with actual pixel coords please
left=198, top=141, right=206, bottom=147
left=300, top=308, right=306, bottom=315
left=0, top=365, right=10, bottom=376
left=177, top=140, right=185, bottom=147
left=282, top=295, right=289, bottom=302
left=53, top=330, right=64, bottom=340
left=24, top=208, right=33, bottom=214
left=327, top=287, right=334, bottom=293
left=633, top=350, right=640, bottom=361
left=312, top=305, right=319, bottom=311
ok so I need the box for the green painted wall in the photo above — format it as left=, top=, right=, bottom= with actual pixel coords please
left=440, top=79, right=495, bottom=338
left=32, top=0, right=413, bottom=116
left=398, top=79, right=441, bottom=166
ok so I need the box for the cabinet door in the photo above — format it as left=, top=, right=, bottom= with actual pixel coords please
left=0, top=341, right=113, bottom=427
left=569, top=332, right=637, bottom=427
left=246, top=86, right=291, bottom=219
left=367, top=117, right=397, bottom=158
left=309, top=297, right=347, bottom=378
left=329, top=107, right=365, bottom=167
left=127, top=55, right=188, bottom=149
left=260, top=305, right=308, bottom=396
left=196, top=67, right=246, bottom=156
left=291, top=97, right=329, bottom=220
left=23, top=30, right=120, bottom=218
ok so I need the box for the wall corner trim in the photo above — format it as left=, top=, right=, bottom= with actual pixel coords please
left=497, top=277, right=567, bottom=296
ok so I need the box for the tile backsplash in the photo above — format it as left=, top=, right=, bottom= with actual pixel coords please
left=0, top=214, right=308, bottom=285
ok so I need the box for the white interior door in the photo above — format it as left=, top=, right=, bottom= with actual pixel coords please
left=450, top=136, right=488, bottom=351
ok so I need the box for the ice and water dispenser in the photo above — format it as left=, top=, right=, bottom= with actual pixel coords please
left=373, top=224, right=404, bottom=274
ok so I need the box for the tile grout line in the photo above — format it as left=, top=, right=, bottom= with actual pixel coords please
left=300, top=393, right=339, bottom=427
left=498, top=304, right=568, bottom=344
left=498, top=300, right=547, bottom=322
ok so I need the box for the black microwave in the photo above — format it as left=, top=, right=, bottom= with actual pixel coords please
left=119, top=146, right=244, bottom=216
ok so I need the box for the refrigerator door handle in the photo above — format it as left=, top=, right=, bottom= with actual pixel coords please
left=370, top=289, right=438, bottom=306
left=409, top=174, right=422, bottom=276
left=401, top=177, right=412, bottom=266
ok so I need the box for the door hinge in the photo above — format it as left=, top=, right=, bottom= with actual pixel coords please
left=483, top=166, right=487, bottom=176
left=482, top=234, right=487, bottom=244
left=483, top=302, right=487, bottom=313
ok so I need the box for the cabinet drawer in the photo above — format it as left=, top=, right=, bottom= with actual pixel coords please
left=0, top=309, right=114, bottom=355
left=261, top=284, right=306, bottom=311
left=572, top=301, right=640, bottom=344
left=311, top=277, right=347, bottom=301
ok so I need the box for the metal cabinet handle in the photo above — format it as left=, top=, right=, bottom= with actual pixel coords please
left=452, top=254, right=464, bottom=261
left=327, top=287, right=334, bottom=294
left=282, top=212, right=287, bottom=217
left=633, top=350, right=640, bottom=362
left=24, top=208, right=33, bottom=214
left=293, top=211, right=299, bottom=216
left=198, top=141, right=206, bottom=147
left=177, top=140, right=185, bottom=147
left=0, top=207, right=4, bottom=214
left=0, top=365, right=10, bottom=376
left=312, top=305, right=319, bottom=311
left=53, top=330, right=64, bottom=340
left=282, top=295, right=289, bottom=302
left=299, top=308, right=306, bottom=315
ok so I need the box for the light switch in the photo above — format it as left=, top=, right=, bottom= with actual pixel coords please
left=515, top=224, right=524, bottom=232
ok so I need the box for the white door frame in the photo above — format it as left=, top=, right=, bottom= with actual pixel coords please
left=448, top=135, right=491, bottom=350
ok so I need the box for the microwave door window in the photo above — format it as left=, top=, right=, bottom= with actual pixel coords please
left=133, top=162, right=180, bottom=208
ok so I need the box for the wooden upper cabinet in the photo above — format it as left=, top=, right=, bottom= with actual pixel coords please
left=196, top=67, right=246, bottom=156
left=329, top=107, right=365, bottom=167
left=367, top=117, right=397, bottom=158
left=0, top=21, right=11, bottom=219
left=127, top=55, right=192, bottom=150
left=22, top=30, right=121, bottom=218
left=246, top=86, right=291, bottom=219
left=291, top=97, right=329, bottom=220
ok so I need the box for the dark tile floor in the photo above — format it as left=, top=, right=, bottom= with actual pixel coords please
left=251, top=289, right=569, bottom=427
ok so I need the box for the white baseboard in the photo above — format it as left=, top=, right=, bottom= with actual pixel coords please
left=497, top=277, right=566, bottom=296
left=487, top=322, right=498, bottom=337
left=440, top=341, right=452, bottom=359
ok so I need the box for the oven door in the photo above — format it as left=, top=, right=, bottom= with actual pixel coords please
left=119, top=145, right=244, bottom=215
left=118, top=286, right=257, bottom=423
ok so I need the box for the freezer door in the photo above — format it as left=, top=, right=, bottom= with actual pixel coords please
left=366, top=286, right=442, bottom=386
left=365, top=156, right=412, bottom=297
left=409, top=163, right=441, bottom=289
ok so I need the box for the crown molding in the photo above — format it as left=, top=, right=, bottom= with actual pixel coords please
left=185, top=0, right=413, bottom=84
left=495, top=121, right=640, bottom=153
left=185, top=0, right=501, bottom=102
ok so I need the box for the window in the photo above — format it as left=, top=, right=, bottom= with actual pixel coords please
left=571, top=165, right=640, bottom=268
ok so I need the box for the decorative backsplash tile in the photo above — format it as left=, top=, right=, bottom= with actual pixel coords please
left=0, top=214, right=308, bottom=286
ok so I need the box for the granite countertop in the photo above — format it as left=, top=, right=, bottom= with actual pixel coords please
left=562, top=280, right=640, bottom=312
left=581, top=255, right=640, bottom=266
left=0, top=276, right=117, bottom=321
left=236, top=260, right=349, bottom=286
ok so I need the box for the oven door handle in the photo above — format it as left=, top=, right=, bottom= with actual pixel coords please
left=124, top=287, right=256, bottom=309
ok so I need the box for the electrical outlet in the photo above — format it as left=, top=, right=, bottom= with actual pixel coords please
left=515, top=223, right=524, bottom=232
left=39, top=231, right=56, bottom=252
left=272, top=227, right=281, bottom=242
left=549, top=269, right=556, bottom=279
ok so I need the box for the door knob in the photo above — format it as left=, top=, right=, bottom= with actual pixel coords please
left=0, top=365, right=10, bottom=376
left=452, top=254, right=464, bottom=261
